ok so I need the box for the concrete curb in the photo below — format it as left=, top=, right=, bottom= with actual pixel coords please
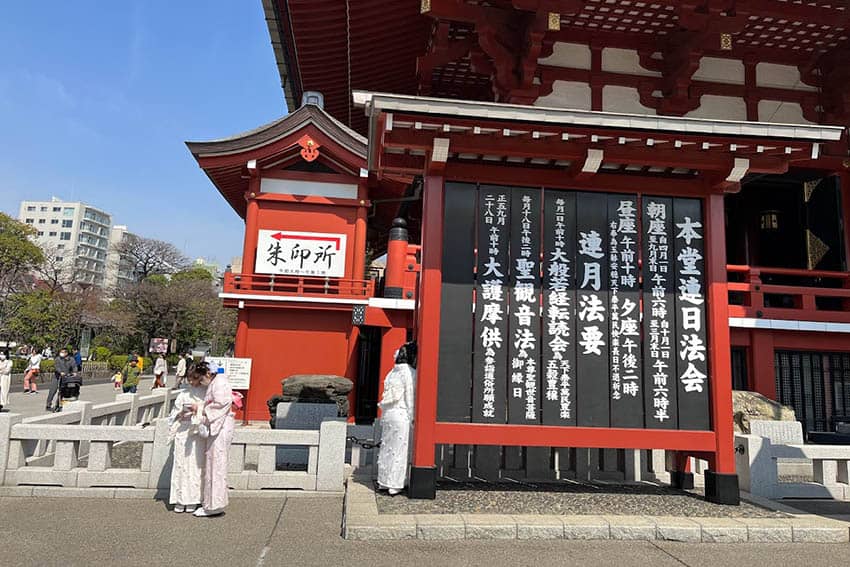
left=0, top=486, right=342, bottom=500
left=341, top=478, right=850, bottom=543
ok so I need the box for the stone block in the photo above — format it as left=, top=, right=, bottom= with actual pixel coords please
left=347, top=503, right=379, bottom=518
left=750, top=419, right=803, bottom=445
left=0, top=486, right=34, bottom=497
left=653, top=516, right=701, bottom=543
left=275, top=402, right=341, bottom=465
left=790, top=519, right=850, bottom=543
left=463, top=515, right=517, bottom=539
left=416, top=515, right=466, bottom=540
left=31, top=487, right=115, bottom=498
left=739, top=518, right=793, bottom=542
left=147, top=418, right=172, bottom=489
left=696, top=518, right=748, bottom=543
left=316, top=420, right=346, bottom=492
left=606, top=515, right=657, bottom=540
left=561, top=515, right=610, bottom=540
left=345, top=516, right=417, bottom=540
left=514, top=515, right=565, bottom=539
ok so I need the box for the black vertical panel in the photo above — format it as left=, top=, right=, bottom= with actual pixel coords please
left=642, top=196, right=678, bottom=429
left=437, top=182, right=477, bottom=421
left=575, top=192, right=610, bottom=427
left=507, top=188, right=542, bottom=425
left=473, top=185, right=511, bottom=424
left=541, top=190, right=577, bottom=426
left=608, top=194, right=643, bottom=428
left=672, top=198, right=710, bottom=430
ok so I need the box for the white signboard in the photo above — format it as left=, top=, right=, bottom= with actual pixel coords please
left=207, top=357, right=252, bottom=390
left=255, top=230, right=347, bottom=277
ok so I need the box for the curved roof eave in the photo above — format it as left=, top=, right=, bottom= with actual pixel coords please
left=185, top=104, right=367, bottom=161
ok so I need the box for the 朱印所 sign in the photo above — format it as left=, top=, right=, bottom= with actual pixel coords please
left=255, top=230, right=347, bottom=278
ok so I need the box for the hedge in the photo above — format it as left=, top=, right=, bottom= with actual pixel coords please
left=91, top=346, right=112, bottom=361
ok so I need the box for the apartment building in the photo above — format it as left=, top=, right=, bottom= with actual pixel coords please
left=18, top=197, right=112, bottom=287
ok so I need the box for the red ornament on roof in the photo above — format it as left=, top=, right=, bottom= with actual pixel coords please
left=297, top=135, right=321, bottom=162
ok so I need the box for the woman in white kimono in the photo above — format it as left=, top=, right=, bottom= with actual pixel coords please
left=376, top=342, right=417, bottom=495
left=194, top=360, right=234, bottom=517
left=167, top=370, right=207, bottom=513
left=0, top=352, right=12, bottom=412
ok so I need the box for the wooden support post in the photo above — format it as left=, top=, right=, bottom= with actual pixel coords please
left=410, top=174, right=445, bottom=499
left=705, top=192, right=740, bottom=504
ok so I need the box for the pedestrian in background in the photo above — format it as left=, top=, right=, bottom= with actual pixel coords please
left=153, top=353, right=168, bottom=389
left=0, top=351, right=12, bottom=412
left=121, top=358, right=141, bottom=394
left=72, top=348, right=83, bottom=372
left=47, top=347, right=75, bottom=411
left=175, top=353, right=189, bottom=388
left=23, top=350, right=42, bottom=394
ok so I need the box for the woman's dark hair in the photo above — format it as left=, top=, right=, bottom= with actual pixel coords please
left=190, top=361, right=210, bottom=379
left=395, top=342, right=417, bottom=368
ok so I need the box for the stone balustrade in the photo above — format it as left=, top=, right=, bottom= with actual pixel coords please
left=0, top=413, right=348, bottom=493
left=736, top=420, right=850, bottom=500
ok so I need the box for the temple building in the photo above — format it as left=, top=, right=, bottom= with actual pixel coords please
left=188, top=1, right=850, bottom=503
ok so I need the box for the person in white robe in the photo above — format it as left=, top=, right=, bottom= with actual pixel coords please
left=194, top=360, right=234, bottom=517
left=376, top=342, right=417, bottom=495
left=0, top=352, right=12, bottom=411
left=167, top=372, right=207, bottom=513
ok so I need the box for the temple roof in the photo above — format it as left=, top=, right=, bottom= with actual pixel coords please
left=186, top=103, right=367, bottom=218
left=265, top=0, right=850, bottom=132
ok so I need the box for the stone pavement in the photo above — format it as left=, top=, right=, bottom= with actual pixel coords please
left=4, top=375, right=161, bottom=419
left=1, top=494, right=850, bottom=567
left=345, top=477, right=850, bottom=544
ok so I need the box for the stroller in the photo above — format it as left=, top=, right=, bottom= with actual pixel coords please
left=53, top=373, right=83, bottom=412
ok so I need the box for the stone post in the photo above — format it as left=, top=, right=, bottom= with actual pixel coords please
left=65, top=400, right=93, bottom=457
left=316, top=420, right=346, bottom=491
left=148, top=418, right=172, bottom=490
left=0, top=413, right=23, bottom=486
left=116, top=393, right=139, bottom=425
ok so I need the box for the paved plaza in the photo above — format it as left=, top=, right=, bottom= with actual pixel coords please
left=1, top=494, right=849, bottom=567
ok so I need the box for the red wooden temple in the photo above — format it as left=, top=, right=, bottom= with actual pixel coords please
left=188, top=1, right=850, bottom=504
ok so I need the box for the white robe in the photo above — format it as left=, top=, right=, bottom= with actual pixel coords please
left=376, top=363, right=415, bottom=491
left=168, top=385, right=207, bottom=506
left=0, top=359, right=11, bottom=407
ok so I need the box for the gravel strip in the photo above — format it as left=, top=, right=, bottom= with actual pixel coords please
left=375, top=481, right=788, bottom=518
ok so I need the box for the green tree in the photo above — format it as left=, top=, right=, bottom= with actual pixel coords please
left=0, top=213, right=44, bottom=344
left=6, top=289, right=83, bottom=349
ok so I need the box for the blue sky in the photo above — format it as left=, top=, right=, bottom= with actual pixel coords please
left=0, top=1, right=287, bottom=266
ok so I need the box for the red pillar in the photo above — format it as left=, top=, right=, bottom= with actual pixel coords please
left=352, top=206, right=368, bottom=282
left=234, top=310, right=249, bottom=357
left=750, top=330, right=776, bottom=399
left=704, top=191, right=740, bottom=504
left=409, top=174, right=444, bottom=498
left=242, top=189, right=260, bottom=275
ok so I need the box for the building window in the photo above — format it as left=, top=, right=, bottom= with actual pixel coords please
left=38, top=218, right=45, bottom=224
left=55, top=256, right=63, bottom=262
left=57, top=244, right=64, bottom=249
left=26, top=206, right=35, bottom=212
left=50, top=219, right=58, bottom=224
left=37, top=231, right=44, bottom=236
left=62, top=220, right=73, bottom=228
left=49, top=231, right=57, bottom=237
left=52, top=207, right=61, bottom=212
left=25, top=218, right=33, bottom=224
left=63, top=208, right=74, bottom=217
left=60, top=232, right=71, bottom=241
left=40, top=206, right=47, bottom=212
